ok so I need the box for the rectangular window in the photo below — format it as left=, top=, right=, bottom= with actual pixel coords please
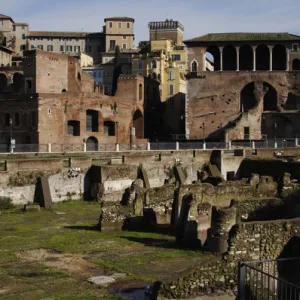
left=122, top=35, right=127, bottom=40
left=104, top=121, right=115, bottom=136
left=127, top=22, right=130, bottom=28
left=47, top=45, right=53, bottom=51
left=22, top=33, right=26, bottom=40
left=0, top=21, right=3, bottom=27
left=66, top=45, right=73, bottom=52
left=169, top=84, right=174, bottom=95
left=118, top=22, right=122, bottom=28
left=122, top=43, right=127, bottom=50
left=60, top=45, right=64, bottom=52
left=37, top=45, right=43, bottom=50
left=292, top=44, right=298, bottom=52
left=110, top=40, right=116, bottom=50
left=244, top=127, right=250, bottom=139
left=109, top=22, right=113, bottom=28
left=172, top=54, right=181, bottom=61
left=26, top=79, right=33, bottom=93
left=68, top=120, right=80, bottom=136
left=86, top=110, right=98, bottom=132
left=74, top=46, right=80, bottom=52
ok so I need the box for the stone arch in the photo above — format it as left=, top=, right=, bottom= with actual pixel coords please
left=86, top=136, right=98, bottom=151
left=292, top=59, right=300, bottom=71
left=270, top=115, right=295, bottom=138
left=263, top=82, right=278, bottom=111
left=191, top=60, right=198, bottom=72
left=256, top=44, right=270, bottom=71
left=205, top=46, right=220, bottom=71
left=239, top=44, right=253, bottom=71
left=284, top=92, right=300, bottom=110
left=272, top=44, right=286, bottom=71
left=223, top=45, right=237, bottom=71
left=240, top=82, right=257, bottom=112
left=62, top=89, right=67, bottom=93
left=133, top=109, right=144, bottom=139
left=0, top=73, right=8, bottom=92
left=12, top=72, right=23, bottom=92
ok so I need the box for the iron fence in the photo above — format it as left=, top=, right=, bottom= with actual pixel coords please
left=0, top=139, right=298, bottom=153
left=239, top=258, right=300, bottom=300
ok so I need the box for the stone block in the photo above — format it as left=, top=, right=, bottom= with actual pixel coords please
left=36, top=176, right=53, bottom=209
left=24, top=204, right=41, bottom=212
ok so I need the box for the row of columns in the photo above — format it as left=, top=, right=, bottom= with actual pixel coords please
left=210, top=46, right=290, bottom=72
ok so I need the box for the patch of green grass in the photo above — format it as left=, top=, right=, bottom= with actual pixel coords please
left=0, top=200, right=213, bottom=297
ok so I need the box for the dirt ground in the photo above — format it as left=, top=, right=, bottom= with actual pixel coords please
left=0, top=201, right=217, bottom=299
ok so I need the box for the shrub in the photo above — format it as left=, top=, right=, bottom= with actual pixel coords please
left=0, top=197, right=14, bottom=210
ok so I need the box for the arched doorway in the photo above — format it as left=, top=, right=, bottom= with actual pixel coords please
left=205, top=46, right=220, bottom=71
left=13, top=73, right=23, bottom=92
left=285, top=93, right=300, bottom=110
left=239, top=45, right=253, bottom=71
left=263, top=82, right=277, bottom=111
left=223, top=45, right=237, bottom=71
left=0, top=73, right=7, bottom=92
left=292, top=59, right=300, bottom=71
left=86, top=136, right=98, bottom=151
left=272, top=45, right=286, bottom=70
left=256, top=45, right=270, bottom=71
left=133, top=110, right=144, bottom=139
left=240, top=82, right=257, bottom=112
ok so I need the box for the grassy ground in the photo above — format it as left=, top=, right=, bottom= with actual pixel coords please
left=0, top=201, right=215, bottom=300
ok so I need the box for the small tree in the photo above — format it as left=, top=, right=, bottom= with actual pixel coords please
left=112, top=45, right=122, bottom=96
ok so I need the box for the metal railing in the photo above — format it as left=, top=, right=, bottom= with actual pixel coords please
left=0, top=138, right=299, bottom=153
left=239, top=258, right=300, bottom=300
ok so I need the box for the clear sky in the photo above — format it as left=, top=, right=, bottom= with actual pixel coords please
left=2, top=0, right=300, bottom=46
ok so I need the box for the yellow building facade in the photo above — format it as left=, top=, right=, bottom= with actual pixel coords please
left=132, top=39, right=187, bottom=102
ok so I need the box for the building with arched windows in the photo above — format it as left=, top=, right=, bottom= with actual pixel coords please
left=184, top=32, right=300, bottom=141
left=0, top=49, right=145, bottom=146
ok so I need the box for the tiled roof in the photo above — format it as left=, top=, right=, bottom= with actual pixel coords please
left=0, top=14, right=13, bottom=22
left=28, top=31, right=103, bottom=38
left=184, top=32, right=300, bottom=43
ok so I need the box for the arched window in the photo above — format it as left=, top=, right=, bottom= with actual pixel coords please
left=139, top=84, right=143, bottom=101
left=133, top=110, right=144, bottom=139
left=272, top=45, right=286, bottom=70
left=205, top=46, right=220, bottom=71
left=13, top=73, right=23, bottom=92
left=0, top=73, right=8, bottom=92
left=14, top=113, right=20, bottom=126
left=152, top=73, right=157, bottom=80
left=292, top=59, right=300, bottom=71
left=192, top=61, right=198, bottom=72
left=256, top=45, right=270, bottom=71
left=77, top=72, right=81, bottom=81
left=223, top=45, right=237, bottom=71
left=239, top=45, right=253, bottom=71
left=151, top=60, right=157, bottom=69
left=62, top=89, right=67, bottom=92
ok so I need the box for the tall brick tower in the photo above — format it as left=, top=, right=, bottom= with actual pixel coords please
left=148, top=20, right=184, bottom=45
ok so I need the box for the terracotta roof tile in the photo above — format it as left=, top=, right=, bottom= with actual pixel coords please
left=184, top=32, right=300, bottom=43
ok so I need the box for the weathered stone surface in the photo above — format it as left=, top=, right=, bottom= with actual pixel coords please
left=88, top=276, right=115, bottom=286
left=24, top=204, right=40, bottom=212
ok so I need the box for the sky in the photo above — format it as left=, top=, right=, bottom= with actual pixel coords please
left=2, top=0, right=300, bottom=46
